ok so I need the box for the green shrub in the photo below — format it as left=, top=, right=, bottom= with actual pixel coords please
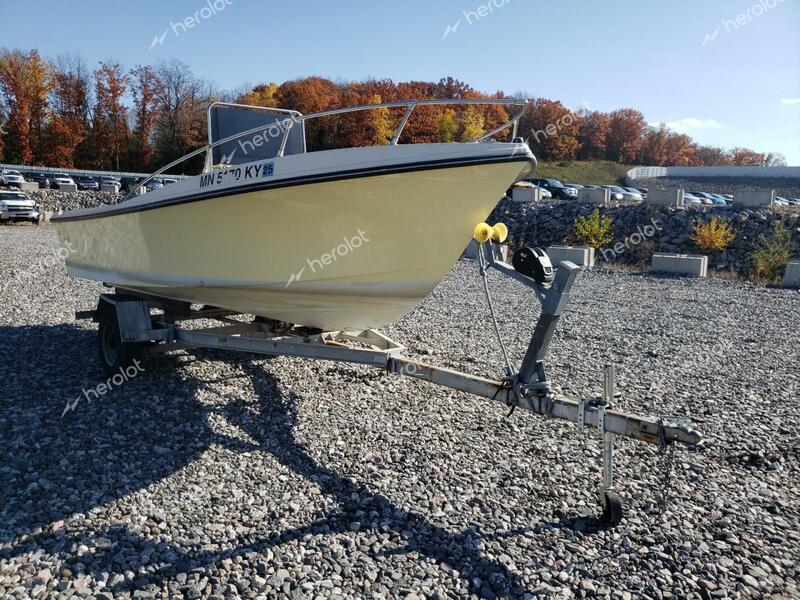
left=567, top=208, right=614, bottom=248
left=750, top=221, right=792, bottom=280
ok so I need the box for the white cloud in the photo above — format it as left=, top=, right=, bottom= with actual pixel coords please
left=780, top=98, right=800, bottom=105
left=664, top=117, right=722, bottom=131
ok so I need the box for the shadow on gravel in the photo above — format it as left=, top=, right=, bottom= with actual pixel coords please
left=1, top=326, right=529, bottom=597
left=0, top=323, right=213, bottom=547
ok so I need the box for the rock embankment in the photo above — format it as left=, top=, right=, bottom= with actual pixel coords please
left=490, top=198, right=800, bottom=274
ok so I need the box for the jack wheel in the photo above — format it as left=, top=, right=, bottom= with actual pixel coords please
left=600, top=492, right=623, bottom=526
left=97, top=305, right=146, bottom=377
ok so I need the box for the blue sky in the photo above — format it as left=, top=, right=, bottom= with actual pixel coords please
left=2, top=0, right=799, bottom=163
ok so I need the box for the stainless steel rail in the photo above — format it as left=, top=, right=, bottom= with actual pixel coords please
left=123, top=98, right=531, bottom=201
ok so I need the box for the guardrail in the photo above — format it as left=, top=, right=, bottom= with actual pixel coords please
left=627, top=165, right=800, bottom=182
left=0, top=163, right=188, bottom=181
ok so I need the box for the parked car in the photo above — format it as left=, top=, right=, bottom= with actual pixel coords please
left=528, top=178, right=578, bottom=200
left=27, top=172, right=51, bottom=188
left=145, top=179, right=164, bottom=192
left=775, top=196, right=790, bottom=206
left=0, top=190, right=41, bottom=224
left=710, top=193, right=730, bottom=205
left=691, top=191, right=726, bottom=206
left=119, top=176, right=140, bottom=192
left=98, top=176, right=121, bottom=189
left=76, top=175, right=99, bottom=190
left=602, top=185, right=640, bottom=203
left=788, top=198, right=800, bottom=206
left=1, top=169, right=26, bottom=188
left=50, top=173, right=76, bottom=188
left=682, top=191, right=704, bottom=205
left=635, top=187, right=648, bottom=195
left=623, top=186, right=646, bottom=198
left=161, top=177, right=178, bottom=185
left=563, top=183, right=584, bottom=190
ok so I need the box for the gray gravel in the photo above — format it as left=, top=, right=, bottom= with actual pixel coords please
left=1, top=225, right=798, bottom=598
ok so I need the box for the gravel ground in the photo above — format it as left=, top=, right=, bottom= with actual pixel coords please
left=1, top=225, right=798, bottom=599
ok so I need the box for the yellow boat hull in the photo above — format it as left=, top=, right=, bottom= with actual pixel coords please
left=55, top=158, right=529, bottom=330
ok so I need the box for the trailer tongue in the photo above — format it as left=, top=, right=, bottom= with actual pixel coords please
left=76, top=226, right=701, bottom=526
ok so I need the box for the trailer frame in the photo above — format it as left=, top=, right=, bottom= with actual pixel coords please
left=76, top=242, right=701, bottom=525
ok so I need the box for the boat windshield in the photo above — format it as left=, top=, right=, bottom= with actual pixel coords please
left=208, top=103, right=306, bottom=166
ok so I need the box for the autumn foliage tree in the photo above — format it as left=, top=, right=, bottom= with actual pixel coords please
left=45, top=54, right=92, bottom=167
left=129, top=65, right=161, bottom=170
left=524, top=98, right=580, bottom=160
left=91, top=61, right=128, bottom=170
left=276, top=76, right=341, bottom=151
left=577, top=111, right=609, bottom=160
left=605, top=108, right=646, bottom=163
left=0, top=47, right=790, bottom=172
left=0, top=49, right=50, bottom=164
left=151, top=59, right=213, bottom=169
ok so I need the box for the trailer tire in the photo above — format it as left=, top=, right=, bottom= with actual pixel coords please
left=97, top=305, right=146, bottom=377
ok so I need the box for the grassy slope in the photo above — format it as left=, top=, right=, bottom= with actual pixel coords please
left=534, top=160, right=633, bottom=185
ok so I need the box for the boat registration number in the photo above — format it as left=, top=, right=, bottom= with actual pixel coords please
left=199, top=161, right=274, bottom=188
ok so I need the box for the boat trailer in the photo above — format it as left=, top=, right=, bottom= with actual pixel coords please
left=76, top=233, right=701, bottom=525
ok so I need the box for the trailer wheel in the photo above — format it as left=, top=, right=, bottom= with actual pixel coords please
left=97, top=305, right=146, bottom=377
left=600, top=492, right=623, bottom=526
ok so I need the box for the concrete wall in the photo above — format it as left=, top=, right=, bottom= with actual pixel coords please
left=57, top=183, right=78, bottom=193
left=100, top=183, right=120, bottom=193
left=511, top=186, right=540, bottom=203
left=627, top=165, right=800, bottom=182
left=651, top=253, right=708, bottom=278
left=733, top=189, right=775, bottom=208
left=19, top=182, right=40, bottom=192
left=785, top=261, right=800, bottom=288
left=646, top=189, right=684, bottom=207
left=547, top=246, right=595, bottom=268
left=578, top=187, right=610, bottom=205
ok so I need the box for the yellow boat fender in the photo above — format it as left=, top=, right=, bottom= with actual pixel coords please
left=491, top=222, right=508, bottom=243
left=473, top=222, right=492, bottom=244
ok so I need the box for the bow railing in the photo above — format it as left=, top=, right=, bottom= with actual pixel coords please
left=123, top=98, right=531, bottom=202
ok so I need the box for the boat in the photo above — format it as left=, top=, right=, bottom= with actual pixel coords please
left=52, top=99, right=536, bottom=331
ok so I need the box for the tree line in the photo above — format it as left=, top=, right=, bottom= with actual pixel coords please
left=0, top=48, right=786, bottom=173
